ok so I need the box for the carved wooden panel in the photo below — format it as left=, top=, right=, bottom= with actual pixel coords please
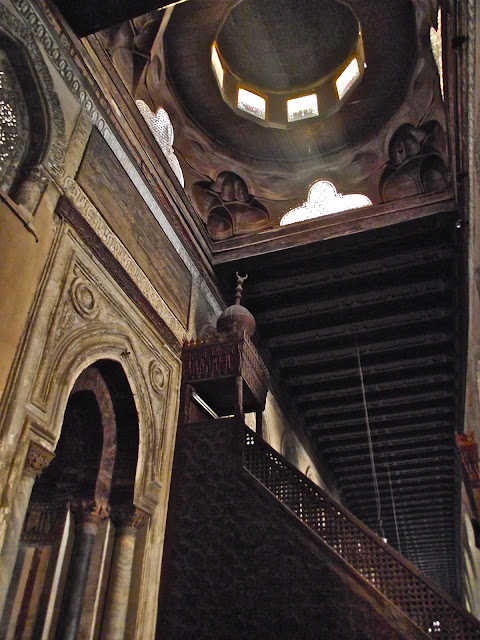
left=158, top=418, right=420, bottom=640
left=77, top=128, right=192, bottom=327
left=182, top=334, right=268, bottom=413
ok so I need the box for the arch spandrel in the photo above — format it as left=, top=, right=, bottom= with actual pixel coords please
left=0, top=221, right=182, bottom=549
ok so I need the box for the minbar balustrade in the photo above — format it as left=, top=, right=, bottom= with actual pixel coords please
left=243, top=426, right=480, bottom=639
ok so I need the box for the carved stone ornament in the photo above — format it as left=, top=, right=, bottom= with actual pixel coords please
left=70, top=276, right=99, bottom=319
left=191, top=171, right=270, bottom=241
left=0, top=4, right=65, bottom=178
left=15, top=164, right=50, bottom=211
left=149, top=360, right=166, bottom=394
left=110, top=504, right=150, bottom=529
left=24, top=441, right=54, bottom=478
left=380, top=120, right=450, bottom=201
left=71, top=498, right=111, bottom=525
left=456, top=432, right=480, bottom=488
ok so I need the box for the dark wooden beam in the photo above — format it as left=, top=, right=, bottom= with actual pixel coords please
left=289, top=353, right=453, bottom=388
left=324, top=443, right=452, bottom=463
left=212, top=191, right=456, bottom=264
left=313, top=421, right=452, bottom=443
left=267, top=307, right=452, bottom=349
left=53, top=0, right=185, bottom=37
left=256, top=277, right=452, bottom=325
left=245, top=245, right=452, bottom=301
left=277, top=332, right=451, bottom=368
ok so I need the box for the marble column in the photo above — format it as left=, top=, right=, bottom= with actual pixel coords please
left=0, top=441, right=54, bottom=618
left=55, top=498, right=109, bottom=640
left=101, top=507, right=148, bottom=640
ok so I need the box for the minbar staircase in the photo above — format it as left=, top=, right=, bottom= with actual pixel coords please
left=243, top=424, right=480, bottom=640
left=158, top=417, right=480, bottom=640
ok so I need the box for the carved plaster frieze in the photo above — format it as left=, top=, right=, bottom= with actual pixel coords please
left=63, top=110, right=92, bottom=179
left=11, top=0, right=108, bottom=134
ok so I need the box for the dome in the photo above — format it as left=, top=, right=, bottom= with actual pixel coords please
left=216, top=303, right=256, bottom=337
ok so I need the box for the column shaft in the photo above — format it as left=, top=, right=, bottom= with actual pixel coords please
left=55, top=521, right=97, bottom=640
left=0, top=473, right=36, bottom=617
left=101, top=527, right=137, bottom=640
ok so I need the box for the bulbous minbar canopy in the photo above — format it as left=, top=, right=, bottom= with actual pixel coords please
left=216, top=304, right=256, bottom=337
left=217, top=272, right=256, bottom=337
left=212, top=0, right=365, bottom=128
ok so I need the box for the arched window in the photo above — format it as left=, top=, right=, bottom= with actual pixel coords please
left=136, top=99, right=185, bottom=187
left=430, top=8, right=443, bottom=99
left=280, top=180, right=371, bottom=226
left=0, top=6, right=65, bottom=211
left=0, top=49, right=29, bottom=193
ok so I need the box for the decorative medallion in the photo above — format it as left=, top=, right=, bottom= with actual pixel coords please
left=70, top=277, right=98, bottom=319
left=149, top=360, right=166, bottom=394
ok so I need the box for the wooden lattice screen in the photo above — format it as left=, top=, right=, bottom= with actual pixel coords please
left=243, top=427, right=480, bottom=639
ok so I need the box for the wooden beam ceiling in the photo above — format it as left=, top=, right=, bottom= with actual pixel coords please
left=215, top=209, right=466, bottom=597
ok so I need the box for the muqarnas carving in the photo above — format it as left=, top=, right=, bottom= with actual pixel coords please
left=192, top=171, right=270, bottom=240
left=380, top=121, right=450, bottom=201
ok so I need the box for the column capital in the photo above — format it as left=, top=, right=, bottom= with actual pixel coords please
left=24, top=441, right=54, bottom=478
left=456, top=432, right=480, bottom=487
left=110, top=505, right=150, bottom=529
left=71, top=498, right=111, bottom=525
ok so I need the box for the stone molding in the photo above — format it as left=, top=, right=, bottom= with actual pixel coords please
left=0, top=219, right=182, bottom=567
left=55, top=170, right=185, bottom=341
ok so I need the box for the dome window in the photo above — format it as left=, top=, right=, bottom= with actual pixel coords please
left=287, top=93, right=319, bottom=123
left=211, top=0, right=365, bottom=129
left=335, top=57, right=360, bottom=100
left=211, top=43, right=224, bottom=89
left=237, top=87, right=266, bottom=120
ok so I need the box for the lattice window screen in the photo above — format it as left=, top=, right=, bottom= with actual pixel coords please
left=136, top=99, right=185, bottom=187
left=0, top=51, right=29, bottom=192
left=280, top=180, right=371, bottom=226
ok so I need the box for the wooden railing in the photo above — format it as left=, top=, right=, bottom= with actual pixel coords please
left=243, top=427, right=480, bottom=639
